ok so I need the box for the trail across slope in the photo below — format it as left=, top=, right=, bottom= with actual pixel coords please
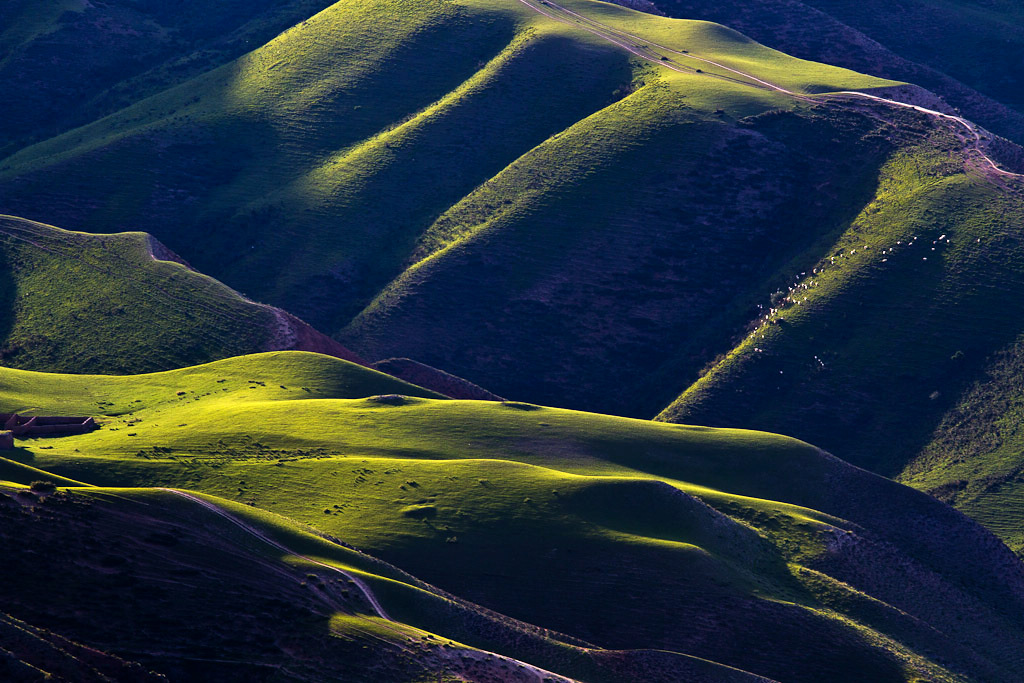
left=519, top=0, right=1021, bottom=179
left=160, top=488, right=390, bottom=618
left=159, top=488, right=578, bottom=683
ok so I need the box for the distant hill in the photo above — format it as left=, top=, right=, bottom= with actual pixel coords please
left=651, top=0, right=1024, bottom=144
left=2, top=352, right=1024, bottom=682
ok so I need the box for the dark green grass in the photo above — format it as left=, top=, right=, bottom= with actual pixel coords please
left=0, top=0, right=893, bottom=339
left=656, top=126, right=1024, bottom=552
left=0, top=0, right=339, bottom=157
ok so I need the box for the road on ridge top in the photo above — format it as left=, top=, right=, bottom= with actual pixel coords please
left=517, top=0, right=1021, bottom=179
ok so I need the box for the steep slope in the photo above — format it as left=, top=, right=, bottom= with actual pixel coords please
left=3, top=353, right=1024, bottom=682
left=899, top=337, right=1024, bottom=557
left=656, top=118, right=1024, bottom=549
left=0, top=215, right=363, bottom=374
left=0, top=0, right=337, bottom=157
left=652, top=0, right=1024, bottom=143
left=0, top=0, right=915, bottom=417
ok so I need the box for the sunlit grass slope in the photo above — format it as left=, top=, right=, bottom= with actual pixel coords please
left=4, top=352, right=1024, bottom=682
left=0, top=214, right=352, bottom=374
left=0, top=0, right=901, bottom=416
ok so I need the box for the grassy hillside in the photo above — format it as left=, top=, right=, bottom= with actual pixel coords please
left=0, top=0, right=909, bottom=417
left=2, top=353, right=1024, bottom=682
left=0, top=0, right=338, bottom=157
left=653, top=0, right=1024, bottom=143
left=0, top=215, right=364, bottom=374
left=655, top=120, right=1024, bottom=550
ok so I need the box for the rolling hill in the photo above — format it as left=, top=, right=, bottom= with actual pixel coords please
left=654, top=112, right=1024, bottom=555
left=3, top=483, right=758, bottom=683
left=5, top=2, right=1024, bottom=678
left=1, top=352, right=1023, bottom=681
left=0, top=214, right=362, bottom=374
left=1, top=0, right=916, bottom=418
left=0, top=0, right=338, bottom=157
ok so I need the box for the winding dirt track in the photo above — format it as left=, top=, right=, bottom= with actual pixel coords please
left=160, top=488, right=392, bottom=617
left=159, top=488, right=577, bottom=683
left=518, top=0, right=1022, bottom=179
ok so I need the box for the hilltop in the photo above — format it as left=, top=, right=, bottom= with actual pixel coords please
left=1, top=353, right=1023, bottom=681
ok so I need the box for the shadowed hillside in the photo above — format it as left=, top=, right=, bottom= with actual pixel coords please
left=0, top=0, right=338, bottom=157
left=651, top=0, right=1024, bottom=144
left=0, top=0, right=902, bottom=418
left=0, top=483, right=770, bottom=682
left=656, top=118, right=1024, bottom=555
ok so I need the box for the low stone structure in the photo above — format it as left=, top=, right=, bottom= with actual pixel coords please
left=0, top=414, right=97, bottom=438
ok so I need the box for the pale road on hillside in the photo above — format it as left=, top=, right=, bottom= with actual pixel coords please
left=519, top=0, right=1022, bottom=180
left=159, top=488, right=579, bottom=683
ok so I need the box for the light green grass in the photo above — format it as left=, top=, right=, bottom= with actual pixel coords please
left=1, top=352, right=1020, bottom=681
left=0, top=215, right=285, bottom=374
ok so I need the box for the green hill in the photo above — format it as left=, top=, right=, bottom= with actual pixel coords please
left=2, top=352, right=1024, bottom=682
left=651, top=0, right=1024, bottom=144
left=655, top=126, right=1024, bottom=554
left=0, top=0, right=338, bottom=157
left=0, top=214, right=363, bottom=374
left=1, top=0, right=916, bottom=418
left=647, top=0, right=1024, bottom=143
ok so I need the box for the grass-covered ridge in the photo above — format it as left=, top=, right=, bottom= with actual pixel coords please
left=5, top=482, right=713, bottom=682
left=0, top=0, right=902, bottom=414
left=651, top=0, right=1024, bottom=143
left=655, top=124, right=1024, bottom=554
left=3, top=352, right=1024, bottom=682
left=0, top=0, right=340, bottom=157
left=0, top=215, right=366, bottom=375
